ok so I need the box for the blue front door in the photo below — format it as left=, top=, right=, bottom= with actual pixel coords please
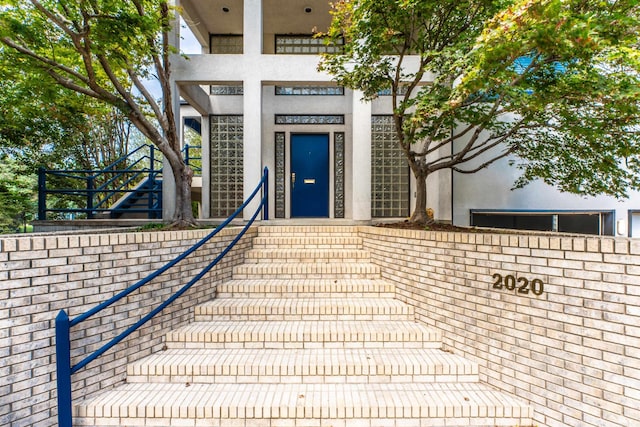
left=291, top=134, right=329, bottom=217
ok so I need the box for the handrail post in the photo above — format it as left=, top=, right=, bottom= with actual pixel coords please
left=55, top=310, right=73, bottom=427
left=147, top=175, right=154, bottom=218
left=149, top=146, right=157, bottom=219
left=38, top=167, right=46, bottom=220
left=150, top=145, right=156, bottom=175
left=87, top=176, right=94, bottom=219
left=263, top=167, right=269, bottom=221
left=184, top=144, right=190, bottom=167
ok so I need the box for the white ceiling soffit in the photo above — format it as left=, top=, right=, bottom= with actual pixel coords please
left=180, top=0, right=333, bottom=37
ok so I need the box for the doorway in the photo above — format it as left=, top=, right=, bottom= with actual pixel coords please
left=290, top=134, right=330, bottom=217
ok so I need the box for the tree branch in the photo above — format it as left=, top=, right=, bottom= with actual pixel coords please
left=428, top=117, right=530, bottom=173
left=29, top=0, right=76, bottom=37
left=451, top=149, right=513, bottom=174
left=0, top=36, right=91, bottom=86
left=126, top=65, right=166, bottom=130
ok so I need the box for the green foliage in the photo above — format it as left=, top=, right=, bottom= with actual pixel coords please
left=0, top=0, right=197, bottom=225
left=0, top=46, right=150, bottom=225
left=0, top=58, right=137, bottom=168
left=0, top=0, right=170, bottom=119
left=136, top=222, right=167, bottom=231
left=0, top=155, right=36, bottom=233
left=320, top=0, right=640, bottom=211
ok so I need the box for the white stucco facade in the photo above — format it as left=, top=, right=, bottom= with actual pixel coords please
left=170, top=0, right=640, bottom=236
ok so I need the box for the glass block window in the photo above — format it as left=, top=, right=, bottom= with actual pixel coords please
left=377, top=86, right=410, bottom=96
left=275, top=132, right=286, bottom=218
left=275, top=86, right=344, bottom=96
left=210, top=85, right=244, bottom=95
left=371, top=116, right=410, bottom=218
left=210, top=35, right=243, bottom=54
left=334, top=133, right=345, bottom=218
left=210, top=115, right=244, bottom=217
left=275, top=35, right=343, bottom=54
left=275, top=115, right=345, bottom=125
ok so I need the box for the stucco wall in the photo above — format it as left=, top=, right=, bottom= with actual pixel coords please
left=0, top=226, right=256, bottom=427
left=360, top=226, right=640, bottom=427
left=452, top=155, right=640, bottom=233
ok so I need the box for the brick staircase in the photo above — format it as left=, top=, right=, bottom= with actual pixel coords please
left=74, top=226, right=533, bottom=427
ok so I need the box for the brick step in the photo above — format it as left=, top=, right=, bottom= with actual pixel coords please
left=165, top=320, right=442, bottom=349
left=74, top=382, right=533, bottom=427
left=250, top=236, right=362, bottom=249
left=216, top=279, right=396, bottom=298
left=194, top=297, right=413, bottom=321
left=232, top=262, right=379, bottom=279
left=243, top=248, right=371, bottom=263
left=126, top=348, right=479, bottom=384
left=256, top=225, right=361, bottom=237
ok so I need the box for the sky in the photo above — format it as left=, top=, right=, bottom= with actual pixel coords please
left=180, top=18, right=202, bottom=54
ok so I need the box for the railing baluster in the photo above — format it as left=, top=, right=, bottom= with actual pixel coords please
left=86, top=176, right=95, bottom=219
left=150, top=145, right=156, bottom=174
left=38, top=167, right=46, bottom=220
left=149, top=146, right=156, bottom=219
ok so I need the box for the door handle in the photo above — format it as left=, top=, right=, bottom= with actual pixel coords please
left=291, top=172, right=296, bottom=189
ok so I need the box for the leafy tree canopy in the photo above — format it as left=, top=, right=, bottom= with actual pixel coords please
left=0, top=56, right=125, bottom=169
left=0, top=154, right=36, bottom=233
left=0, top=0, right=196, bottom=225
left=320, top=0, right=640, bottom=222
left=0, top=41, right=151, bottom=226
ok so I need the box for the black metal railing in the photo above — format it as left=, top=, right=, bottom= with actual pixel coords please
left=55, top=167, right=269, bottom=427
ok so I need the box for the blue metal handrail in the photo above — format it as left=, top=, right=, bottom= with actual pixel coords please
left=55, top=167, right=269, bottom=427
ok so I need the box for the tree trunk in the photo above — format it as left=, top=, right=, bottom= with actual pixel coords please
left=409, top=171, right=431, bottom=224
left=172, top=164, right=195, bottom=226
left=162, top=145, right=197, bottom=227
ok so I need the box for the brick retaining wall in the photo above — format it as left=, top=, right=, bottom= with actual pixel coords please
left=0, top=226, right=256, bottom=427
left=360, top=226, right=640, bottom=427
left=3, top=225, right=640, bottom=427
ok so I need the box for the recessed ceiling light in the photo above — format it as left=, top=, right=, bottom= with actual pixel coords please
left=222, top=6, right=230, bottom=12
left=304, top=6, right=312, bottom=13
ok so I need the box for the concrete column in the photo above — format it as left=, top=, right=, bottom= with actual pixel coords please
left=169, top=0, right=181, bottom=51
left=243, top=78, right=263, bottom=220
left=241, top=0, right=263, bottom=220
left=162, top=159, right=176, bottom=220
left=244, top=0, right=262, bottom=56
left=351, top=90, right=372, bottom=221
left=200, top=115, right=211, bottom=218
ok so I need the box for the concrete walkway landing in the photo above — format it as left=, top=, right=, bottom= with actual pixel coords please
left=74, top=225, right=533, bottom=427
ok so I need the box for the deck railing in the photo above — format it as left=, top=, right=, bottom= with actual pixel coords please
left=183, top=143, right=202, bottom=175
left=55, top=167, right=269, bottom=427
left=38, top=144, right=163, bottom=220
